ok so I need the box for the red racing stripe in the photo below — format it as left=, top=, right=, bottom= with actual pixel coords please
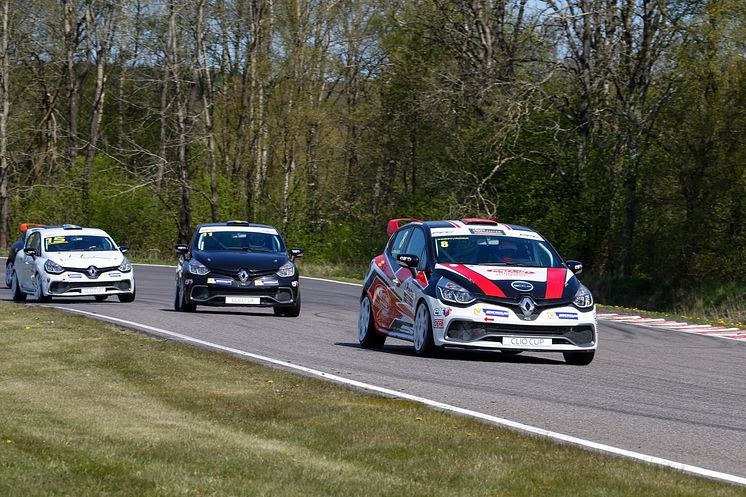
left=445, top=264, right=506, bottom=297
left=545, top=268, right=566, bottom=299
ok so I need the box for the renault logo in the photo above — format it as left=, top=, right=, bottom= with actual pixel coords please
left=238, top=269, right=249, bottom=282
left=519, top=296, right=536, bottom=317
left=87, top=266, right=98, bottom=278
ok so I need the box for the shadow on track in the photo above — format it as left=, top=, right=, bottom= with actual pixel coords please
left=334, top=341, right=564, bottom=365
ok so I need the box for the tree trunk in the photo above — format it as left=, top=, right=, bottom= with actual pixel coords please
left=0, top=0, right=9, bottom=248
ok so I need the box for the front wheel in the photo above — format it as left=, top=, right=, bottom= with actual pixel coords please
left=274, top=292, right=301, bottom=317
left=413, top=302, right=440, bottom=356
left=358, top=295, right=385, bottom=348
left=175, top=283, right=195, bottom=312
left=563, top=350, right=595, bottom=366
left=11, top=271, right=26, bottom=302
left=118, top=290, right=136, bottom=303
left=5, top=262, right=13, bottom=288
left=33, top=273, right=52, bottom=303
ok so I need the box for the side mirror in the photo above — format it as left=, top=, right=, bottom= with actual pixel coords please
left=289, top=248, right=304, bottom=260
left=175, top=244, right=189, bottom=255
left=24, top=247, right=37, bottom=257
left=119, top=246, right=129, bottom=255
left=566, top=260, right=583, bottom=275
left=395, top=253, right=419, bottom=269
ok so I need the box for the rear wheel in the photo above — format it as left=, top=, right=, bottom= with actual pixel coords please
left=33, top=273, right=52, bottom=303
left=358, top=295, right=385, bottom=348
left=11, top=271, right=26, bottom=302
left=413, top=302, right=441, bottom=356
left=563, top=350, right=595, bottom=366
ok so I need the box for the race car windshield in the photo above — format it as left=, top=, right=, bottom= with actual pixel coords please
left=44, top=235, right=117, bottom=252
left=196, top=231, right=285, bottom=253
left=434, top=235, right=563, bottom=268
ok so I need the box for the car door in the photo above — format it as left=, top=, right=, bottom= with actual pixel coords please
left=18, top=231, right=41, bottom=290
left=397, top=227, right=428, bottom=331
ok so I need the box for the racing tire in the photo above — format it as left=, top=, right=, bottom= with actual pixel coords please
left=118, top=289, right=136, bottom=303
left=33, top=273, right=52, bottom=303
left=95, top=295, right=108, bottom=302
left=11, top=271, right=26, bottom=302
left=274, top=293, right=301, bottom=317
left=358, top=295, right=385, bottom=348
left=563, top=350, right=595, bottom=366
left=5, top=262, right=12, bottom=288
left=176, top=283, right=196, bottom=312
left=413, top=302, right=441, bottom=357
left=173, top=284, right=182, bottom=311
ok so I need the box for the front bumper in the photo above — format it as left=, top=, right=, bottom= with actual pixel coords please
left=427, top=297, right=597, bottom=351
left=185, top=273, right=299, bottom=307
left=44, top=270, right=135, bottom=297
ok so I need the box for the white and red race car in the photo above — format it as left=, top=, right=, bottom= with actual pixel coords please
left=358, top=218, right=597, bottom=365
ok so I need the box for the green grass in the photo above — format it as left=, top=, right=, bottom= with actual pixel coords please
left=1, top=303, right=744, bottom=496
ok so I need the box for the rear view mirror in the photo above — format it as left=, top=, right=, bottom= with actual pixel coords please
left=289, top=248, right=304, bottom=260
left=566, top=260, right=583, bottom=275
left=24, top=248, right=37, bottom=257
left=175, top=244, right=188, bottom=255
left=119, top=246, right=129, bottom=255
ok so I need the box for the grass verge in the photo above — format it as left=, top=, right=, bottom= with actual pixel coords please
left=1, top=303, right=744, bottom=496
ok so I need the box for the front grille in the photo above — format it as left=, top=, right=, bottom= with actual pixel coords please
left=445, top=320, right=594, bottom=346
left=189, top=285, right=294, bottom=304
left=210, top=269, right=277, bottom=279
left=50, top=280, right=131, bottom=293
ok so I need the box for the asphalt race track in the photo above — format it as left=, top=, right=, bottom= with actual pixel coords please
left=2, top=263, right=746, bottom=481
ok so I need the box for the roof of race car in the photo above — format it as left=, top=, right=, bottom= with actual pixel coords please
left=38, top=227, right=112, bottom=238
left=416, top=220, right=545, bottom=241
left=196, top=222, right=279, bottom=235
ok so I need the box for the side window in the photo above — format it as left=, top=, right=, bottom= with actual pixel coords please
left=404, top=228, right=427, bottom=269
left=26, top=232, right=40, bottom=252
left=388, top=228, right=412, bottom=258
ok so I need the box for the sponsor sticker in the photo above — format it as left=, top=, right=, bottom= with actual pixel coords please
left=207, top=277, right=233, bottom=286
left=434, top=307, right=452, bottom=317
left=468, top=228, right=506, bottom=235
left=109, top=272, right=121, bottom=278
left=484, top=309, right=509, bottom=318
left=68, top=273, right=82, bottom=279
left=511, top=281, right=534, bottom=292
left=557, top=312, right=578, bottom=320
left=255, top=278, right=279, bottom=287
left=433, top=319, right=444, bottom=329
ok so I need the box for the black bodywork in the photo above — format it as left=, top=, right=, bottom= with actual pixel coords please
left=174, top=223, right=302, bottom=315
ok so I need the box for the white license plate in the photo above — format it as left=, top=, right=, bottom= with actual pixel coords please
left=504, top=337, right=552, bottom=347
left=225, top=296, right=261, bottom=305
left=81, top=287, right=106, bottom=295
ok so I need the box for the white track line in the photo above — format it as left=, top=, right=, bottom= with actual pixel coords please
left=50, top=306, right=746, bottom=487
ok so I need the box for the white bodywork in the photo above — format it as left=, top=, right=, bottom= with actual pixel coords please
left=12, top=227, right=135, bottom=300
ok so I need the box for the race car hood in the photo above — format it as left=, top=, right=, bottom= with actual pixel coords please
left=49, top=251, right=124, bottom=269
left=193, top=250, right=288, bottom=274
left=435, top=263, right=580, bottom=301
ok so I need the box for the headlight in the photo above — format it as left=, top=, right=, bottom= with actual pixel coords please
left=437, top=277, right=475, bottom=304
left=118, top=258, right=132, bottom=272
left=573, top=285, right=594, bottom=309
left=44, top=259, right=64, bottom=275
left=187, top=259, right=210, bottom=276
left=276, top=261, right=295, bottom=278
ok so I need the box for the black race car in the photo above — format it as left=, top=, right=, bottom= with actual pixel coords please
left=174, top=221, right=303, bottom=316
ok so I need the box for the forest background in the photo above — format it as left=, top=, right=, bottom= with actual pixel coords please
left=0, top=0, right=744, bottom=317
